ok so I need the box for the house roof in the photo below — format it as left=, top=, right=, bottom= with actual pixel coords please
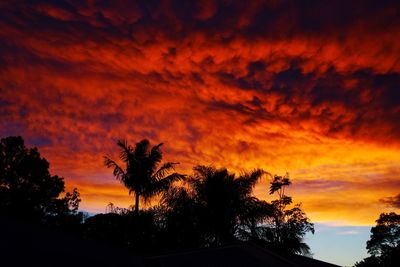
left=1, top=215, right=340, bottom=267
left=144, top=243, right=341, bottom=267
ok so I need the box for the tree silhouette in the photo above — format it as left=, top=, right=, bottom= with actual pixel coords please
left=262, top=173, right=314, bottom=255
left=355, top=212, right=400, bottom=267
left=104, top=139, right=184, bottom=215
left=236, top=197, right=272, bottom=241
left=1, top=135, right=320, bottom=262
left=163, top=165, right=267, bottom=245
left=367, top=212, right=400, bottom=257
left=0, top=136, right=81, bottom=222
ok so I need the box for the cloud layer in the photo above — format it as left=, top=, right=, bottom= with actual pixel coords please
left=1, top=0, right=399, bottom=224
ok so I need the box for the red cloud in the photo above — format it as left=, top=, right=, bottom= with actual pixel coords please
left=1, top=0, right=399, bottom=224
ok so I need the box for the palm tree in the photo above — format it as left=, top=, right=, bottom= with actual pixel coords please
left=104, top=139, right=184, bottom=215
left=189, top=165, right=267, bottom=244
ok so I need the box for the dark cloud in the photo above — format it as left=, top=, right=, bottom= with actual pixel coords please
left=1, top=0, right=399, bottom=144
left=0, top=0, right=399, bottom=220
left=296, top=179, right=351, bottom=191
left=380, top=194, right=400, bottom=209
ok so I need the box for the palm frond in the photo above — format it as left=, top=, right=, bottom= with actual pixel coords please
left=236, top=169, right=268, bottom=196
left=160, top=186, right=191, bottom=208
left=193, top=165, right=215, bottom=180
left=296, top=242, right=312, bottom=256
left=116, top=139, right=131, bottom=162
left=145, top=172, right=185, bottom=198
left=158, top=172, right=186, bottom=190
left=270, top=175, right=284, bottom=195
left=104, top=156, right=126, bottom=181
left=134, top=139, right=150, bottom=158
left=149, top=143, right=163, bottom=162
left=153, top=162, right=179, bottom=180
left=146, top=142, right=164, bottom=175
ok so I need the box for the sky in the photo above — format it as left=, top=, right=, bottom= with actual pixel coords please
left=0, top=0, right=399, bottom=265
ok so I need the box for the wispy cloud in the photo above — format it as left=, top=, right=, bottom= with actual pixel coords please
left=380, top=194, right=400, bottom=209
left=336, top=230, right=360, bottom=236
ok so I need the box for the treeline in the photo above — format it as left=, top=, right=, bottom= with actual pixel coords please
left=355, top=212, right=400, bottom=267
left=0, top=136, right=83, bottom=230
left=0, top=136, right=399, bottom=266
left=0, top=136, right=314, bottom=255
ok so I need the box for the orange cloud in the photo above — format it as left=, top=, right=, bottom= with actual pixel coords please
left=0, top=0, right=399, bottom=225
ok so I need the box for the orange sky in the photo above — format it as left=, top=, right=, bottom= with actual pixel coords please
left=0, top=0, right=399, bottom=226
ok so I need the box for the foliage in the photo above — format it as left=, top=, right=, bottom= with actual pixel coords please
left=354, top=256, right=381, bottom=267
left=367, top=212, right=400, bottom=256
left=261, top=174, right=315, bottom=255
left=236, top=197, right=273, bottom=241
left=187, top=166, right=267, bottom=244
left=0, top=136, right=81, bottom=223
left=104, top=139, right=185, bottom=214
left=160, top=166, right=265, bottom=246
left=1, top=135, right=317, bottom=258
left=160, top=186, right=204, bottom=249
left=355, top=212, right=400, bottom=267
left=84, top=208, right=162, bottom=253
left=105, top=202, right=131, bottom=215
left=138, top=167, right=314, bottom=254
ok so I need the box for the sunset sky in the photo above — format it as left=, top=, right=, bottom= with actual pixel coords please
left=1, top=1, right=399, bottom=265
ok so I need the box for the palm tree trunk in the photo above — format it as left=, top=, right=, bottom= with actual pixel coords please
left=135, top=192, right=139, bottom=215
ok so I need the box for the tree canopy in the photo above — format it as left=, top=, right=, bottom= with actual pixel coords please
left=159, top=166, right=314, bottom=255
left=104, top=139, right=184, bottom=214
left=1, top=135, right=317, bottom=259
left=355, top=212, right=400, bottom=267
left=0, top=136, right=81, bottom=222
left=185, top=166, right=268, bottom=245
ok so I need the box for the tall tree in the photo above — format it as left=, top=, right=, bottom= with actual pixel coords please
left=160, top=186, right=203, bottom=249
left=0, top=136, right=80, bottom=222
left=263, top=173, right=314, bottom=255
left=104, top=139, right=184, bottom=215
left=367, top=212, right=400, bottom=257
left=355, top=212, right=400, bottom=267
left=186, top=165, right=267, bottom=245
